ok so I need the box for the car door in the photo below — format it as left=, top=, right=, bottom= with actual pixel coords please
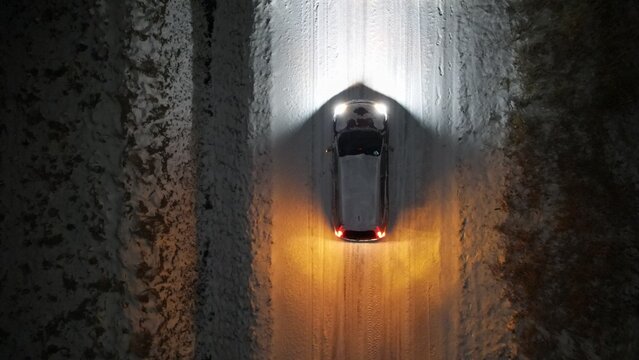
left=380, top=137, right=389, bottom=226
left=330, top=137, right=341, bottom=228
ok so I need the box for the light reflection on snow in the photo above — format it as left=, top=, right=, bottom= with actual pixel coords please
left=271, top=0, right=442, bottom=142
left=270, top=0, right=454, bottom=358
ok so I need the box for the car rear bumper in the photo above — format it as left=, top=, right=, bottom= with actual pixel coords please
left=338, top=229, right=387, bottom=242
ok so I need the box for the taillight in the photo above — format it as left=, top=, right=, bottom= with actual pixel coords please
left=334, top=225, right=344, bottom=238
left=375, top=226, right=386, bottom=239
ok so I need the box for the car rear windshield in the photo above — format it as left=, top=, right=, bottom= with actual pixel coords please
left=338, top=130, right=382, bottom=157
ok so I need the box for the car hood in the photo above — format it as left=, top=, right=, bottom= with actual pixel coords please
left=338, top=154, right=381, bottom=231
left=335, top=102, right=386, bottom=133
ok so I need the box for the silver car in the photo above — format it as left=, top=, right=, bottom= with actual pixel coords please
left=327, top=100, right=389, bottom=241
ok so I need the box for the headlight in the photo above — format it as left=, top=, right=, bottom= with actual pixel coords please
left=374, top=103, right=387, bottom=116
left=334, top=103, right=347, bottom=117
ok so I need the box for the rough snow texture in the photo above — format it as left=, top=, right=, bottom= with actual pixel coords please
left=192, top=0, right=272, bottom=358
left=454, top=1, right=518, bottom=358
left=500, top=0, right=639, bottom=358
left=118, top=0, right=197, bottom=358
left=0, top=0, right=198, bottom=358
left=1, top=0, right=274, bottom=358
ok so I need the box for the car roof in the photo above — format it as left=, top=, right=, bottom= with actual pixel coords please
left=337, top=129, right=383, bottom=156
left=337, top=153, right=382, bottom=231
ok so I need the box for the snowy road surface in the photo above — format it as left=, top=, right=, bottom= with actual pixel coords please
left=269, top=0, right=512, bottom=358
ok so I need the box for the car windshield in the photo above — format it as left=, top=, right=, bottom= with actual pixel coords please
left=338, top=130, right=382, bottom=157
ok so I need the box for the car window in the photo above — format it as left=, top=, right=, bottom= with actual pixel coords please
left=338, top=130, right=382, bottom=157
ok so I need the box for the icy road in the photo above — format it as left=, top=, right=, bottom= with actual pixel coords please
left=268, top=0, right=514, bottom=358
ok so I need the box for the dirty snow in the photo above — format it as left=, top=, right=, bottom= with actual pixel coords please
left=0, top=0, right=196, bottom=358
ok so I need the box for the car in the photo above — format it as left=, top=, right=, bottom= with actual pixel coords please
left=326, top=100, right=389, bottom=241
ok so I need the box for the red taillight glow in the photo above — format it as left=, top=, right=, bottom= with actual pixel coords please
left=334, top=225, right=344, bottom=238
left=375, top=226, right=386, bottom=239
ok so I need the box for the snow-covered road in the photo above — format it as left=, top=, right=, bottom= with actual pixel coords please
left=268, top=0, right=512, bottom=358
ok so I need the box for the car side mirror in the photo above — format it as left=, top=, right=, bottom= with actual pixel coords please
left=325, top=146, right=334, bottom=153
